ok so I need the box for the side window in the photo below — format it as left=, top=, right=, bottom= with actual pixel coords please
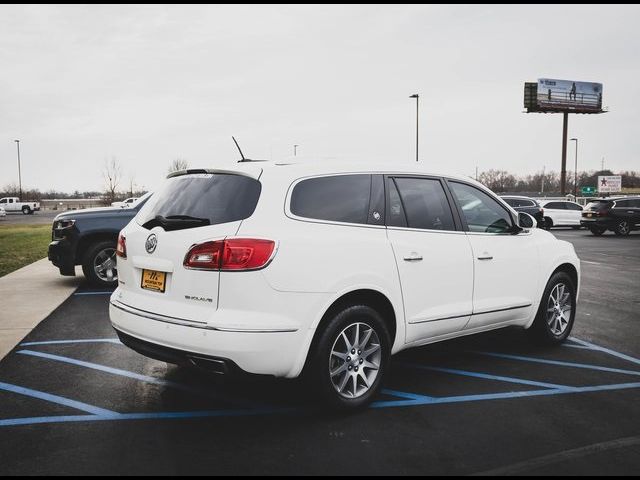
left=389, top=177, right=456, bottom=231
left=9, top=199, right=14, bottom=204
left=547, top=202, right=565, bottom=210
left=566, top=202, right=582, bottom=211
left=290, top=174, right=372, bottom=225
left=631, top=199, right=640, bottom=208
left=615, top=200, right=631, bottom=208
left=0, top=199, right=5, bottom=204
left=449, top=182, right=513, bottom=234
left=502, top=198, right=520, bottom=208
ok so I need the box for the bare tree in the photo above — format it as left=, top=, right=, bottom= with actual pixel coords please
left=168, top=158, right=189, bottom=174
left=103, top=157, right=122, bottom=205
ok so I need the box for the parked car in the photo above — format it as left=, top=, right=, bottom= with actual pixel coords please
left=539, top=200, right=583, bottom=229
left=111, top=197, right=140, bottom=208
left=500, top=196, right=546, bottom=228
left=48, top=192, right=152, bottom=287
left=581, top=196, right=640, bottom=236
left=0, top=206, right=6, bottom=218
left=0, top=197, right=40, bottom=214
left=110, top=163, right=580, bottom=410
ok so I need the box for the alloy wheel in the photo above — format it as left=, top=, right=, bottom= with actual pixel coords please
left=329, top=322, right=382, bottom=399
left=546, top=283, right=572, bottom=336
left=93, top=247, right=118, bottom=282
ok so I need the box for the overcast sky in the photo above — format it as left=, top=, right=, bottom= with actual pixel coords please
left=1, top=4, right=639, bottom=193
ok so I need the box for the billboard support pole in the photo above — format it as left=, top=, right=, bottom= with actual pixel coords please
left=560, top=112, right=568, bottom=196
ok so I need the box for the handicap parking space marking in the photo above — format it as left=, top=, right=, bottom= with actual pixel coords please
left=0, top=381, right=118, bottom=417
left=15, top=349, right=262, bottom=409
left=2, top=336, right=640, bottom=428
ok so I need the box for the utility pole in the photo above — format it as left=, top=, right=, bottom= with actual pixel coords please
left=475, top=166, right=478, bottom=181
left=541, top=165, right=545, bottom=194
left=293, top=144, right=299, bottom=156
left=14, top=139, right=22, bottom=199
left=570, top=138, right=578, bottom=198
left=409, top=94, right=419, bottom=162
left=560, top=113, right=568, bottom=195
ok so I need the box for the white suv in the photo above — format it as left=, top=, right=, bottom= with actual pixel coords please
left=110, top=162, right=580, bottom=409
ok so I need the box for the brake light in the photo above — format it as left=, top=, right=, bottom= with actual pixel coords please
left=184, top=239, right=275, bottom=271
left=597, top=210, right=609, bottom=217
left=116, top=233, right=127, bottom=258
left=540, top=208, right=544, bottom=215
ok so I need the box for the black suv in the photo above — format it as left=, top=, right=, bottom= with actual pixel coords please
left=48, top=193, right=151, bottom=287
left=500, top=196, right=546, bottom=228
left=581, top=196, right=640, bottom=236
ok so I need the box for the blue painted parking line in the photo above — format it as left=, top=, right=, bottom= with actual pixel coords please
left=397, top=363, right=571, bottom=390
left=0, top=381, right=118, bottom=417
left=16, top=349, right=262, bottom=409
left=20, top=339, right=122, bottom=347
left=2, top=337, right=639, bottom=428
left=569, top=337, right=640, bottom=367
left=468, top=351, right=640, bottom=377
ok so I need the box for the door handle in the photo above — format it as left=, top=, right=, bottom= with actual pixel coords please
left=477, top=253, right=494, bottom=260
left=403, top=253, right=423, bottom=262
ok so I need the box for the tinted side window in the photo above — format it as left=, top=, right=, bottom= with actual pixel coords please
left=450, top=182, right=513, bottom=234
left=546, top=202, right=566, bottom=210
left=291, top=174, right=372, bottom=225
left=502, top=198, right=520, bottom=207
left=631, top=199, right=640, bottom=208
left=566, top=202, right=583, bottom=211
left=615, top=200, right=632, bottom=208
left=0, top=199, right=5, bottom=204
left=390, top=177, right=455, bottom=231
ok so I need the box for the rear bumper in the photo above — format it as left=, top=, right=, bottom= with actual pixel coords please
left=580, top=218, right=613, bottom=229
left=109, top=300, right=315, bottom=378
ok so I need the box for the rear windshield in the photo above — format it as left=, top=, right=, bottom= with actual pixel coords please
left=585, top=201, right=612, bottom=211
left=137, top=173, right=261, bottom=231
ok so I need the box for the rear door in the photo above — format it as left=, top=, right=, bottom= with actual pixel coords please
left=613, top=199, right=640, bottom=227
left=565, top=202, right=583, bottom=225
left=545, top=201, right=566, bottom=225
left=447, top=181, right=539, bottom=329
left=116, top=171, right=262, bottom=323
left=385, top=176, right=474, bottom=343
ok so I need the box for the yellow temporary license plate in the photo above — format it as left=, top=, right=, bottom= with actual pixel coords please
left=141, top=269, right=166, bottom=293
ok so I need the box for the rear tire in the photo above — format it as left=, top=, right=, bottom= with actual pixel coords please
left=589, top=226, right=605, bottom=236
left=308, top=305, right=390, bottom=410
left=529, top=271, right=576, bottom=344
left=614, top=220, right=631, bottom=236
left=22, top=206, right=30, bottom=214
left=82, top=240, right=118, bottom=288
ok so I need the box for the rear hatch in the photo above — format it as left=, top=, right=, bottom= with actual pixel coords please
left=582, top=200, right=612, bottom=219
left=116, top=169, right=262, bottom=324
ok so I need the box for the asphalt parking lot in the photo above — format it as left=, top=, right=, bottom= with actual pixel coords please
left=0, top=210, right=58, bottom=225
left=0, top=229, right=638, bottom=475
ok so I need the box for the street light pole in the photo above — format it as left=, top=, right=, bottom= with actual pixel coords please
left=570, top=138, right=578, bottom=199
left=14, top=139, right=22, bottom=199
left=409, top=94, right=419, bottom=162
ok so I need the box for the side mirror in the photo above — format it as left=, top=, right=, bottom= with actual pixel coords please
left=518, top=212, right=537, bottom=229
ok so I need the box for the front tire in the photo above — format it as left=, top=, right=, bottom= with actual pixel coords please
left=22, top=206, right=31, bottom=214
left=543, top=217, right=553, bottom=230
left=309, top=305, right=390, bottom=410
left=530, top=271, right=576, bottom=344
left=81, top=240, right=118, bottom=288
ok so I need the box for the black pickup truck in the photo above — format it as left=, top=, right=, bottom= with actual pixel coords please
left=48, top=193, right=151, bottom=287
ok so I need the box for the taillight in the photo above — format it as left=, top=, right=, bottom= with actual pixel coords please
left=597, top=210, right=609, bottom=217
left=116, top=233, right=127, bottom=258
left=184, top=239, right=276, bottom=271
left=540, top=208, right=544, bottom=215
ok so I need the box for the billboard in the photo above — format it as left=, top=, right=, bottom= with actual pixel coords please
left=524, top=78, right=604, bottom=113
left=598, top=176, right=622, bottom=194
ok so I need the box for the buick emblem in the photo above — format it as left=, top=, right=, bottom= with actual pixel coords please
left=145, top=234, right=158, bottom=254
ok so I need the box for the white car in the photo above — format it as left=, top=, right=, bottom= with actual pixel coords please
left=110, top=162, right=580, bottom=409
left=111, top=197, right=140, bottom=208
left=540, top=200, right=583, bottom=229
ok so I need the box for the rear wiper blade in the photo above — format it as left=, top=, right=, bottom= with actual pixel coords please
left=162, top=215, right=210, bottom=223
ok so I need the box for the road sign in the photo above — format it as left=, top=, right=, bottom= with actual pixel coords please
left=581, top=186, right=597, bottom=195
left=598, top=176, right=622, bottom=194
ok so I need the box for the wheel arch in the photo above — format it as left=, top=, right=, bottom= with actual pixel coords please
left=300, top=288, right=400, bottom=376
left=75, top=232, right=119, bottom=264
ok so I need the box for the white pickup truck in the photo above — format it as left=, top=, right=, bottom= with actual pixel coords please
left=0, top=197, right=41, bottom=214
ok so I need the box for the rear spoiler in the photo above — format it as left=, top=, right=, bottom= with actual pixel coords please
left=167, top=167, right=263, bottom=180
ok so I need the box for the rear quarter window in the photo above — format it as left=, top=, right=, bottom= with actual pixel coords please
left=290, top=174, right=380, bottom=225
